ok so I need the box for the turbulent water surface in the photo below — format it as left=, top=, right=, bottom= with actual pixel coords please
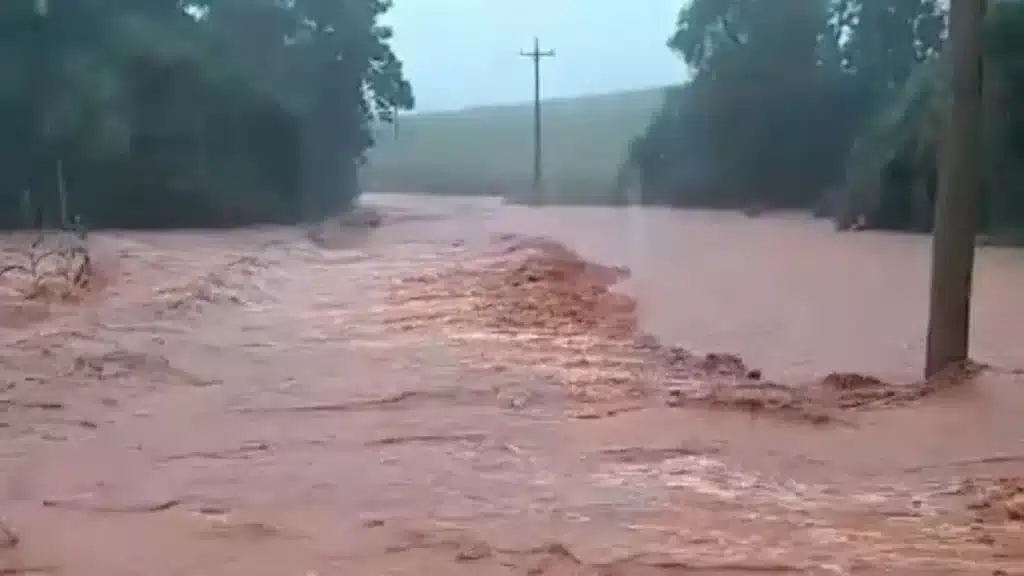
left=0, top=194, right=1021, bottom=575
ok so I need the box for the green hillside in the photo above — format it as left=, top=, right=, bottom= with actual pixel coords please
left=361, top=87, right=668, bottom=204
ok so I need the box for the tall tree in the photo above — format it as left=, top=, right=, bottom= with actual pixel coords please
left=629, top=0, right=860, bottom=208
left=0, top=0, right=414, bottom=228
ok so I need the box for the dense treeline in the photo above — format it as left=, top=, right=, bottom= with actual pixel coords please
left=626, top=0, right=942, bottom=213
left=0, top=0, right=413, bottom=229
left=626, top=0, right=1024, bottom=233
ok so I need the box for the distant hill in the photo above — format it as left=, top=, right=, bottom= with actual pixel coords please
left=361, top=87, right=669, bottom=204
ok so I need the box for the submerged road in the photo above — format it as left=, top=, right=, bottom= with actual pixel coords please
left=0, top=194, right=1020, bottom=575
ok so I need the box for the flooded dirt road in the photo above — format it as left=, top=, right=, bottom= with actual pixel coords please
left=0, top=194, right=1021, bottom=575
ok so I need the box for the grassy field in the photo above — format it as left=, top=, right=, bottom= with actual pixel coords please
left=361, top=87, right=668, bottom=204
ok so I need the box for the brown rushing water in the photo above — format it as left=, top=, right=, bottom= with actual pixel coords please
left=0, top=194, right=1021, bottom=575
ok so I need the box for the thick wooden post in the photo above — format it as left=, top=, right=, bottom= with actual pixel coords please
left=925, top=0, right=987, bottom=378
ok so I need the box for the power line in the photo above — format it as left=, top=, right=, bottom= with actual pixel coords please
left=520, top=37, right=554, bottom=201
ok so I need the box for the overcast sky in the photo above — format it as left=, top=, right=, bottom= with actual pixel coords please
left=384, top=0, right=690, bottom=112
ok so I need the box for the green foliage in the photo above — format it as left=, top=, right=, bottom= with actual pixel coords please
left=833, top=0, right=1024, bottom=233
left=627, top=0, right=946, bottom=214
left=988, top=0, right=1024, bottom=157
left=0, top=0, right=414, bottom=229
left=362, top=89, right=666, bottom=204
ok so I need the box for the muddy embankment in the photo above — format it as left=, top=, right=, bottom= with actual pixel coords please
left=389, top=231, right=986, bottom=424
left=384, top=225, right=1024, bottom=542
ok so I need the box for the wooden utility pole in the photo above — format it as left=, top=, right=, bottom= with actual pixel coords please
left=520, top=37, right=555, bottom=200
left=925, top=0, right=987, bottom=378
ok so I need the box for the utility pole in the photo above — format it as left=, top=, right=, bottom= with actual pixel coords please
left=520, top=37, right=554, bottom=201
left=925, top=0, right=986, bottom=378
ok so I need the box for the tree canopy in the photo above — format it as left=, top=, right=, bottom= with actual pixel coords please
left=622, top=0, right=942, bottom=210
left=0, top=0, right=414, bottom=228
left=627, top=0, right=1024, bottom=234
left=627, top=0, right=944, bottom=212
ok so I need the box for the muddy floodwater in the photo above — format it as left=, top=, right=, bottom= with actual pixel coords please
left=0, top=194, right=1021, bottom=575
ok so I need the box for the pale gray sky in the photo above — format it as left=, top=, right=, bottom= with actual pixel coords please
left=384, top=0, right=690, bottom=112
